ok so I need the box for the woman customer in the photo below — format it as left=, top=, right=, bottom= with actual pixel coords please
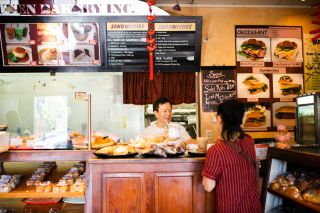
left=202, top=99, right=261, bottom=213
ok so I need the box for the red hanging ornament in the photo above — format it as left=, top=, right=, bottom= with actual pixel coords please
left=146, top=0, right=156, bottom=80
left=310, top=3, right=320, bottom=42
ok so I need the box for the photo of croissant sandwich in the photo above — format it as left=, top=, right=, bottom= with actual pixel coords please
left=242, top=75, right=268, bottom=95
left=238, top=39, right=267, bottom=61
left=244, top=105, right=266, bottom=127
left=274, top=40, right=298, bottom=61
left=278, top=75, right=302, bottom=96
left=275, top=106, right=296, bottom=120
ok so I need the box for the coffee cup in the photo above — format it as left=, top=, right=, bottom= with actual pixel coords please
left=197, top=137, right=209, bottom=152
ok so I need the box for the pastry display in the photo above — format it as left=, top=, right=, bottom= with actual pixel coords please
left=242, top=75, right=268, bottom=95
left=269, top=170, right=320, bottom=207
left=0, top=174, right=21, bottom=193
left=274, top=40, right=298, bottom=61
left=91, top=136, right=116, bottom=149
left=238, top=39, right=267, bottom=61
left=278, top=75, right=302, bottom=96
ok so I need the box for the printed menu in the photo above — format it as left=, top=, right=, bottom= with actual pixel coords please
left=0, top=22, right=100, bottom=67
left=236, top=26, right=303, bottom=69
left=106, top=22, right=199, bottom=71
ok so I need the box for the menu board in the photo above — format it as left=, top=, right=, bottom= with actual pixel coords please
left=0, top=16, right=201, bottom=72
left=235, top=25, right=304, bottom=131
left=236, top=26, right=303, bottom=69
left=202, top=67, right=237, bottom=112
left=106, top=18, right=201, bottom=72
left=0, top=22, right=100, bottom=67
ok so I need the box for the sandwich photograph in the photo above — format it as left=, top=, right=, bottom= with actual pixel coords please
left=6, top=45, right=32, bottom=65
left=242, top=103, right=271, bottom=130
left=237, top=73, right=270, bottom=98
left=271, top=38, right=303, bottom=62
left=272, top=74, right=303, bottom=98
left=272, top=102, right=296, bottom=129
left=236, top=37, right=271, bottom=62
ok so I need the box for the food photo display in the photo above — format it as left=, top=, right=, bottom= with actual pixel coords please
left=69, top=44, right=95, bottom=64
left=272, top=74, right=303, bottom=98
left=237, top=73, right=270, bottom=99
left=271, top=38, right=303, bottom=62
left=236, top=37, right=271, bottom=62
left=68, top=23, right=97, bottom=44
left=6, top=45, right=32, bottom=65
left=37, top=45, right=62, bottom=65
left=272, top=102, right=296, bottom=129
left=241, top=103, right=271, bottom=131
left=5, top=23, right=30, bottom=43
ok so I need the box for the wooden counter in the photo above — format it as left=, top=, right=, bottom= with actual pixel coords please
left=86, top=156, right=215, bottom=213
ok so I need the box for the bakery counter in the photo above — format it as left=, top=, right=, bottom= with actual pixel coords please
left=86, top=156, right=215, bottom=213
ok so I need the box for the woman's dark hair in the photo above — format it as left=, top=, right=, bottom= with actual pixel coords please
left=217, top=99, right=245, bottom=141
left=153, top=97, right=172, bottom=112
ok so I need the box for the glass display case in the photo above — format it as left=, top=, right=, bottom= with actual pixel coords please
left=0, top=72, right=145, bottom=150
left=296, top=92, right=320, bottom=145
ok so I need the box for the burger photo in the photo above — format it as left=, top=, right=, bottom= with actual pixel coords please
left=275, top=106, right=296, bottom=120
left=237, top=38, right=267, bottom=61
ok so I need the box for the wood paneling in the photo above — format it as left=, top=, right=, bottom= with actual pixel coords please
left=102, top=173, right=146, bottom=213
left=86, top=157, right=214, bottom=213
left=155, top=172, right=195, bottom=213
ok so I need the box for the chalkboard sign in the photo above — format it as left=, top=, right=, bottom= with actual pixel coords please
left=202, top=67, right=237, bottom=112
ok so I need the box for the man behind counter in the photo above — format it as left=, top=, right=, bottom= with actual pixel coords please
left=139, top=97, right=196, bottom=147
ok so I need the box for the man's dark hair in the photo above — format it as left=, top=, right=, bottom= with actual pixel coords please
left=217, top=99, right=245, bottom=141
left=153, top=97, right=172, bottom=112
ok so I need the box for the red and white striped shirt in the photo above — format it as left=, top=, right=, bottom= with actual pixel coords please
left=202, top=135, right=262, bottom=213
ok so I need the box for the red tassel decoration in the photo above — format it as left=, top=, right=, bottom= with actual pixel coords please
left=146, top=0, right=156, bottom=80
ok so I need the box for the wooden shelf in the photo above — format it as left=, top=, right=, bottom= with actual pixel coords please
left=268, top=188, right=320, bottom=212
left=0, top=162, right=84, bottom=199
left=0, top=150, right=94, bottom=162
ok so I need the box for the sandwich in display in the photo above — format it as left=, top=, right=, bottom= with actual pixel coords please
left=244, top=105, right=266, bottom=127
left=242, top=75, right=268, bottom=95
left=275, top=106, right=296, bottom=120
left=238, top=39, right=267, bottom=61
left=274, top=40, right=298, bottom=61
left=278, top=75, right=302, bottom=96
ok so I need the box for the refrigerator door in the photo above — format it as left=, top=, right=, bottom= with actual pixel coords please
left=297, top=105, right=316, bottom=145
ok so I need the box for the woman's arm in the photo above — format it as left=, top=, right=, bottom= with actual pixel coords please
left=202, top=176, right=216, bottom=192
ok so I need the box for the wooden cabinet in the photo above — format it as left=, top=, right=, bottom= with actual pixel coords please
left=261, top=146, right=320, bottom=212
left=86, top=157, right=214, bottom=213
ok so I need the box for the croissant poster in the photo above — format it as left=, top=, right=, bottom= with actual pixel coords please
left=236, top=25, right=303, bottom=69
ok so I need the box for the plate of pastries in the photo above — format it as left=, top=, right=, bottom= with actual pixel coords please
left=94, top=145, right=138, bottom=158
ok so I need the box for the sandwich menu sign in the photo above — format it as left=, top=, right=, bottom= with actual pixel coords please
left=235, top=25, right=304, bottom=131
left=106, top=21, right=200, bottom=72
